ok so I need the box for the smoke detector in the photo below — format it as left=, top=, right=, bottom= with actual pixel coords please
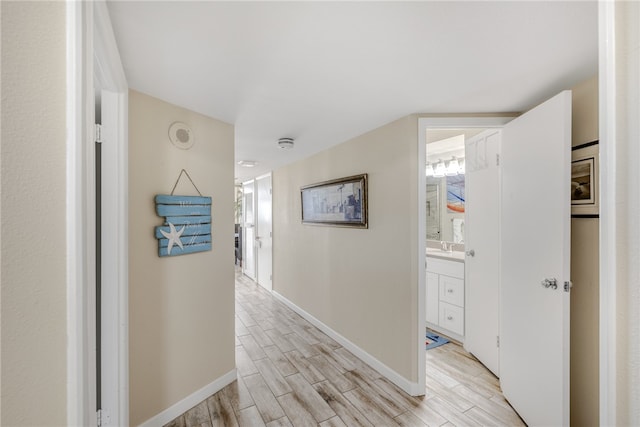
left=278, top=137, right=294, bottom=149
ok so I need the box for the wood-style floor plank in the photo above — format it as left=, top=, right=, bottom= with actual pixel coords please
left=312, top=381, right=374, bottom=427
left=164, top=269, right=524, bottom=427
left=243, top=373, right=287, bottom=423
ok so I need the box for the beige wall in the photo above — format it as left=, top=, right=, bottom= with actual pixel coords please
left=570, top=76, right=599, bottom=426
left=0, top=2, right=68, bottom=425
left=128, top=91, right=235, bottom=425
left=273, top=115, right=420, bottom=383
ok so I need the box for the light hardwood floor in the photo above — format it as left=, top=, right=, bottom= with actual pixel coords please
left=165, top=271, right=525, bottom=427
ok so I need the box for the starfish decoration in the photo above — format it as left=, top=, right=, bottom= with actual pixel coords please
left=160, top=222, right=185, bottom=255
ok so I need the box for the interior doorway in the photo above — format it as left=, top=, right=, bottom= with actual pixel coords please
left=242, top=173, right=273, bottom=291
left=417, top=117, right=513, bottom=397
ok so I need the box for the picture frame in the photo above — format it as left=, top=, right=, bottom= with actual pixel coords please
left=301, top=174, right=368, bottom=228
left=571, top=141, right=599, bottom=217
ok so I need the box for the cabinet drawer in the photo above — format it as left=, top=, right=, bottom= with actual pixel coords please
left=426, top=257, right=464, bottom=278
left=439, top=275, right=464, bottom=307
left=439, top=302, right=464, bottom=336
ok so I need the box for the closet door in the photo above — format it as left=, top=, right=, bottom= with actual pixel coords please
left=500, top=91, right=571, bottom=426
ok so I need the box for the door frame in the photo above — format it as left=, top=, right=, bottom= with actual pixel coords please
left=67, top=1, right=129, bottom=425
left=417, top=116, right=514, bottom=395
left=95, top=1, right=129, bottom=425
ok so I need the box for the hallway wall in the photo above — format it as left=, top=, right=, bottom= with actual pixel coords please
left=272, top=115, right=421, bottom=386
left=128, top=90, right=235, bottom=425
left=1, top=2, right=68, bottom=425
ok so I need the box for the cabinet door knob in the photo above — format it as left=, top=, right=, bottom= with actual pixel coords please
left=447, top=315, right=453, bottom=321
left=447, top=289, right=454, bottom=293
left=466, top=249, right=475, bottom=257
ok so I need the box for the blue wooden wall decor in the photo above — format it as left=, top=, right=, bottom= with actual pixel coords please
left=154, top=194, right=212, bottom=257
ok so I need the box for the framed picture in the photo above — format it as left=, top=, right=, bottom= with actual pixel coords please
left=301, top=174, right=368, bottom=228
left=571, top=141, right=599, bottom=217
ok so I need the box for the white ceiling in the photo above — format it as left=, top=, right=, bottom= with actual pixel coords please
left=106, top=1, right=598, bottom=183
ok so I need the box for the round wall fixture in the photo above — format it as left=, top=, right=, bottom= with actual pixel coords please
left=168, top=122, right=194, bottom=150
left=278, top=137, right=294, bottom=149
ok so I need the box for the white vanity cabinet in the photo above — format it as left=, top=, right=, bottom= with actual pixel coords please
left=426, top=255, right=465, bottom=340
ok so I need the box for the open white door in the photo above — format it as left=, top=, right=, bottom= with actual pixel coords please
left=464, top=129, right=501, bottom=376
left=242, top=180, right=256, bottom=281
left=500, top=91, right=571, bottom=426
left=256, top=174, right=273, bottom=291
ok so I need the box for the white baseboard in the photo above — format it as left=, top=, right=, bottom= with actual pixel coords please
left=137, top=369, right=237, bottom=427
left=272, top=291, right=422, bottom=396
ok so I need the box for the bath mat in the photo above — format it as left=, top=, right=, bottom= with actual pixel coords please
left=426, top=331, right=449, bottom=350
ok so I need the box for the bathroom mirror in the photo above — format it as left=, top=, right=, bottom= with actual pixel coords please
left=426, top=184, right=441, bottom=240
left=426, top=129, right=480, bottom=246
left=426, top=175, right=465, bottom=244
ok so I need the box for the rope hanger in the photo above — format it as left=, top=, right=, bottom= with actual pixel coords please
left=170, top=169, right=203, bottom=196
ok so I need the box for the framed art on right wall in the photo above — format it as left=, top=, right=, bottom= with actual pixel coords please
left=571, top=141, right=599, bottom=217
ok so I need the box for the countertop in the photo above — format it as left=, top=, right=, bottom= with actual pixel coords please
left=426, top=247, right=465, bottom=262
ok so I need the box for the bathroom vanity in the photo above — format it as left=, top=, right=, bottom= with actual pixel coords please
left=426, top=248, right=465, bottom=342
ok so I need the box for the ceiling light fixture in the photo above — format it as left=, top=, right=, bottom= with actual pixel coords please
left=278, top=137, right=294, bottom=149
left=237, top=160, right=257, bottom=168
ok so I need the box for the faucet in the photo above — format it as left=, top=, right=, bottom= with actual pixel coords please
left=440, top=241, right=452, bottom=253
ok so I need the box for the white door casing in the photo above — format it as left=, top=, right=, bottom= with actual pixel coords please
left=256, top=174, right=273, bottom=291
left=464, top=129, right=501, bottom=376
left=418, top=116, right=513, bottom=397
left=500, top=91, right=571, bottom=426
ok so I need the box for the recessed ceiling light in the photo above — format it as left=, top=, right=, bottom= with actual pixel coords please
left=237, top=160, right=257, bottom=167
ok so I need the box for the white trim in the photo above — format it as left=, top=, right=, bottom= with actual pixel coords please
left=67, top=1, right=96, bottom=425
left=416, top=116, right=514, bottom=398
left=416, top=122, right=427, bottom=395
left=94, top=1, right=129, bottom=425
left=598, top=2, right=617, bottom=425
left=272, top=291, right=422, bottom=396
left=137, top=370, right=238, bottom=427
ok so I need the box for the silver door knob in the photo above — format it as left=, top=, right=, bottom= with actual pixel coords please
left=466, top=249, right=475, bottom=257
left=541, top=278, right=558, bottom=290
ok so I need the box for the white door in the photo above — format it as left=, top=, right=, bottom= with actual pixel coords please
left=500, top=91, right=571, bottom=426
left=256, top=174, right=273, bottom=291
left=464, top=129, right=501, bottom=376
left=242, top=180, right=256, bottom=280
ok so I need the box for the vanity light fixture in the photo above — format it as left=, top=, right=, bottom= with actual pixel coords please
left=433, top=159, right=446, bottom=178
left=446, top=157, right=460, bottom=176
left=425, top=163, right=435, bottom=177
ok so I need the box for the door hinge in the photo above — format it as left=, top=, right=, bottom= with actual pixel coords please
left=496, top=336, right=500, bottom=348
left=95, top=123, right=103, bottom=144
left=269, top=188, right=272, bottom=195
left=270, top=274, right=272, bottom=281
left=97, top=409, right=110, bottom=427
left=496, top=153, right=500, bottom=166
left=564, top=281, right=573, bottom=292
